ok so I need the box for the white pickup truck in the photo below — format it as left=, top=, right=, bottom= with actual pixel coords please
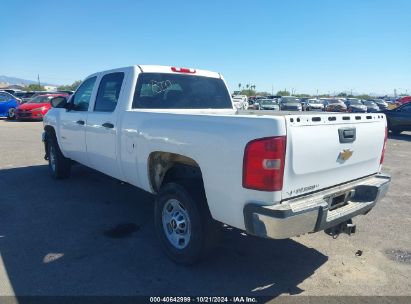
left=43, top=65, right=390, bottom=264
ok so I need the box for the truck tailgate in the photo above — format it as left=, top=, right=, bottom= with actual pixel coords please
left=282, top=113, right=386, bottom=200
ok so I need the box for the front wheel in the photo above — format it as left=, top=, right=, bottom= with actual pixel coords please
left=388, top=121, right=402, bottom=135
left=47, top=132, right=71, bottom=179
left=154, top=181, right=219, bottom=265
left=6, top=108, right=16, bottom=120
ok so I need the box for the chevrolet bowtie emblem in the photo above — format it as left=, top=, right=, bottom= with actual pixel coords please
left=339, top=149, right=354, bottom=161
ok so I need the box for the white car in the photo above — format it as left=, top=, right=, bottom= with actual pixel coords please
left=306, top=98, right=324, bottom=111
left=43, top=65, right=390, bottom=264
left=232, top=95, right=248, bottom=110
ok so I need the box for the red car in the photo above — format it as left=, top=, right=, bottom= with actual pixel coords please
left=16, top=93, right=68, bottom=120
left=396, top=96, right=411, bottom=106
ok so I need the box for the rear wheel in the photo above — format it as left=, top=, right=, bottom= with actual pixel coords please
left=47, top=132, right=71, bottom=179
left=390, top=128, right=402, bottom=135
left=6, top=108, right=16, bottom=120
left=154, top=181, right=220, bottom=265
left=388, top=121, right=402, bottom=135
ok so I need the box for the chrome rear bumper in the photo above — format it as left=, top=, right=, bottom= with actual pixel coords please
left=244, top=174, right=390, bottom=239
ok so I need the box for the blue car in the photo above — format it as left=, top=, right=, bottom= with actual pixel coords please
left=0, top=91, right=19, bottom=119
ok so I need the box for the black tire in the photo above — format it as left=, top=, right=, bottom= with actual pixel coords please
left=46, top=132, right=71, bottom=179
left=388, top=121, right=402, bottom=135
left=390, top=128, right=402, bottom=135
left=6, top=108, right=16, bottom=120
left=154, top=181, right=220, bottom=265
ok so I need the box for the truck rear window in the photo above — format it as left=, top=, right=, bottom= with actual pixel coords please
left=132, top=73, right=232, bottom=109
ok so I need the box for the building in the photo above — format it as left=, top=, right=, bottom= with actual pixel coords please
left=44, top=85, right=58, bottom=92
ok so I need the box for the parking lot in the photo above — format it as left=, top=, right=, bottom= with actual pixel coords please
left=0, top=119, right=410, bottom=298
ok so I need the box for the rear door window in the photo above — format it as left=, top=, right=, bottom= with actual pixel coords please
left=401, top=104, right=411, bottom=112
left=94, top=72, right=124, bottom=112
left=132, top=73, right=232, bottom=109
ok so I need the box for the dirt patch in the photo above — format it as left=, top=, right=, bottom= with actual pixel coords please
left=385, top=249, right=411, bottom=264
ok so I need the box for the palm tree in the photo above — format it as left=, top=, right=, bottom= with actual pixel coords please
left=246, top=84, right=250, bottom=90
left=238, top=83, right=242, bottom=91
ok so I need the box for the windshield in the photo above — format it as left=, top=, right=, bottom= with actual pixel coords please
left=281, top=97, right=299, bottom=103
left=14, top=92, right=25, bottom=98
left=309, top=99, right=322, bottom=104
left=28, top=95, right=54, bottom=103
left=260, top=99, right=277, bottom=105
left=132, top=73, right=232, bottom=109
left=348, top=99, right=362, bottom=105
left=328, top=99, right=343, bottom=104
left=364, top=101, right=376, bottom=106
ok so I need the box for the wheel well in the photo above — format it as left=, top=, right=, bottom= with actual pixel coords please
left=44, top=125, right=56, bottom=136
left=43, top=126, right=56, bottom=158
left=148, top=152, right=203, bottom=193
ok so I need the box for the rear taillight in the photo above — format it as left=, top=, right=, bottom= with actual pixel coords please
left=243, top=136, right=286, bottom=191
left=171, top=67, right=196, bottom=74
left=380, top=126, right=388, bottom=164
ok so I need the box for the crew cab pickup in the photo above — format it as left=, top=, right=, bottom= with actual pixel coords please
left=42, top=65, right=390, bottom=264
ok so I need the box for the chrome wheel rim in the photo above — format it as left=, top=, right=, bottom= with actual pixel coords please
left=162, top=198, right=191, bottom=249
left=8, top=108, right=15, bottom=118
left=49, top=145, right=56, bottom=172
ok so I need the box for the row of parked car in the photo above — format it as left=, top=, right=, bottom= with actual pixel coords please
left=233, top=95, right=394, bottom=113
left=232, top=94, right=411, bottom=135
left=1, top=88, right=410, bottom=135
left=0, top=90, right=73, bottom=120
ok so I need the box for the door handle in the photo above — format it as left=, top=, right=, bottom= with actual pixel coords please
left=338, top=127, right=356, bottom=143
left=102, top=122, right=114, bottom=129
left=76, top=120, right=85, bottom=125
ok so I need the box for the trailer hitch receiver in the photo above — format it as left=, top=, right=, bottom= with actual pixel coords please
left=325, top=219, right=356, bottom=239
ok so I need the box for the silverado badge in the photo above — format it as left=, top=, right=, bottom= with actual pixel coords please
left=339, top=149, right=354, bottom=161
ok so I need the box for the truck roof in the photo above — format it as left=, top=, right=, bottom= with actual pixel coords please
left=86, top=65, right=222, bottom=81
left=137, top=65, right=221, bottom=79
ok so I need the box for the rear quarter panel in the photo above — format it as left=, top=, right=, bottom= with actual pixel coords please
left=120, top=111, right=286, bottom=230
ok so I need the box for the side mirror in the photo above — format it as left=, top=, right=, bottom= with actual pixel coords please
left=50, top=96, right=68, bottom=108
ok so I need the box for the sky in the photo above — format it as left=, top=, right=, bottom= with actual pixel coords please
left=1, top=0, right=410, bottom=95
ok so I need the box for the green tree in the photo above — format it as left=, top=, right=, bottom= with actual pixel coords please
left=238, top=83, right=242, bottom=91
left=276, top=90, right=290, bottom=96
left=295, top=93, right=310, bottom=98
left=356, top=94, right=372, bottom=100
left=337, top=92, right=347, bottom=97
left=25, top=84, right=45, bottom=91
left=57, top=80, right=82, bottom=91
left=240, top=89, right=257, bottom=96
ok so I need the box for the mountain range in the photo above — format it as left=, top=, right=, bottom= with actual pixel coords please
left=0, top=75, right=56, bottom=86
